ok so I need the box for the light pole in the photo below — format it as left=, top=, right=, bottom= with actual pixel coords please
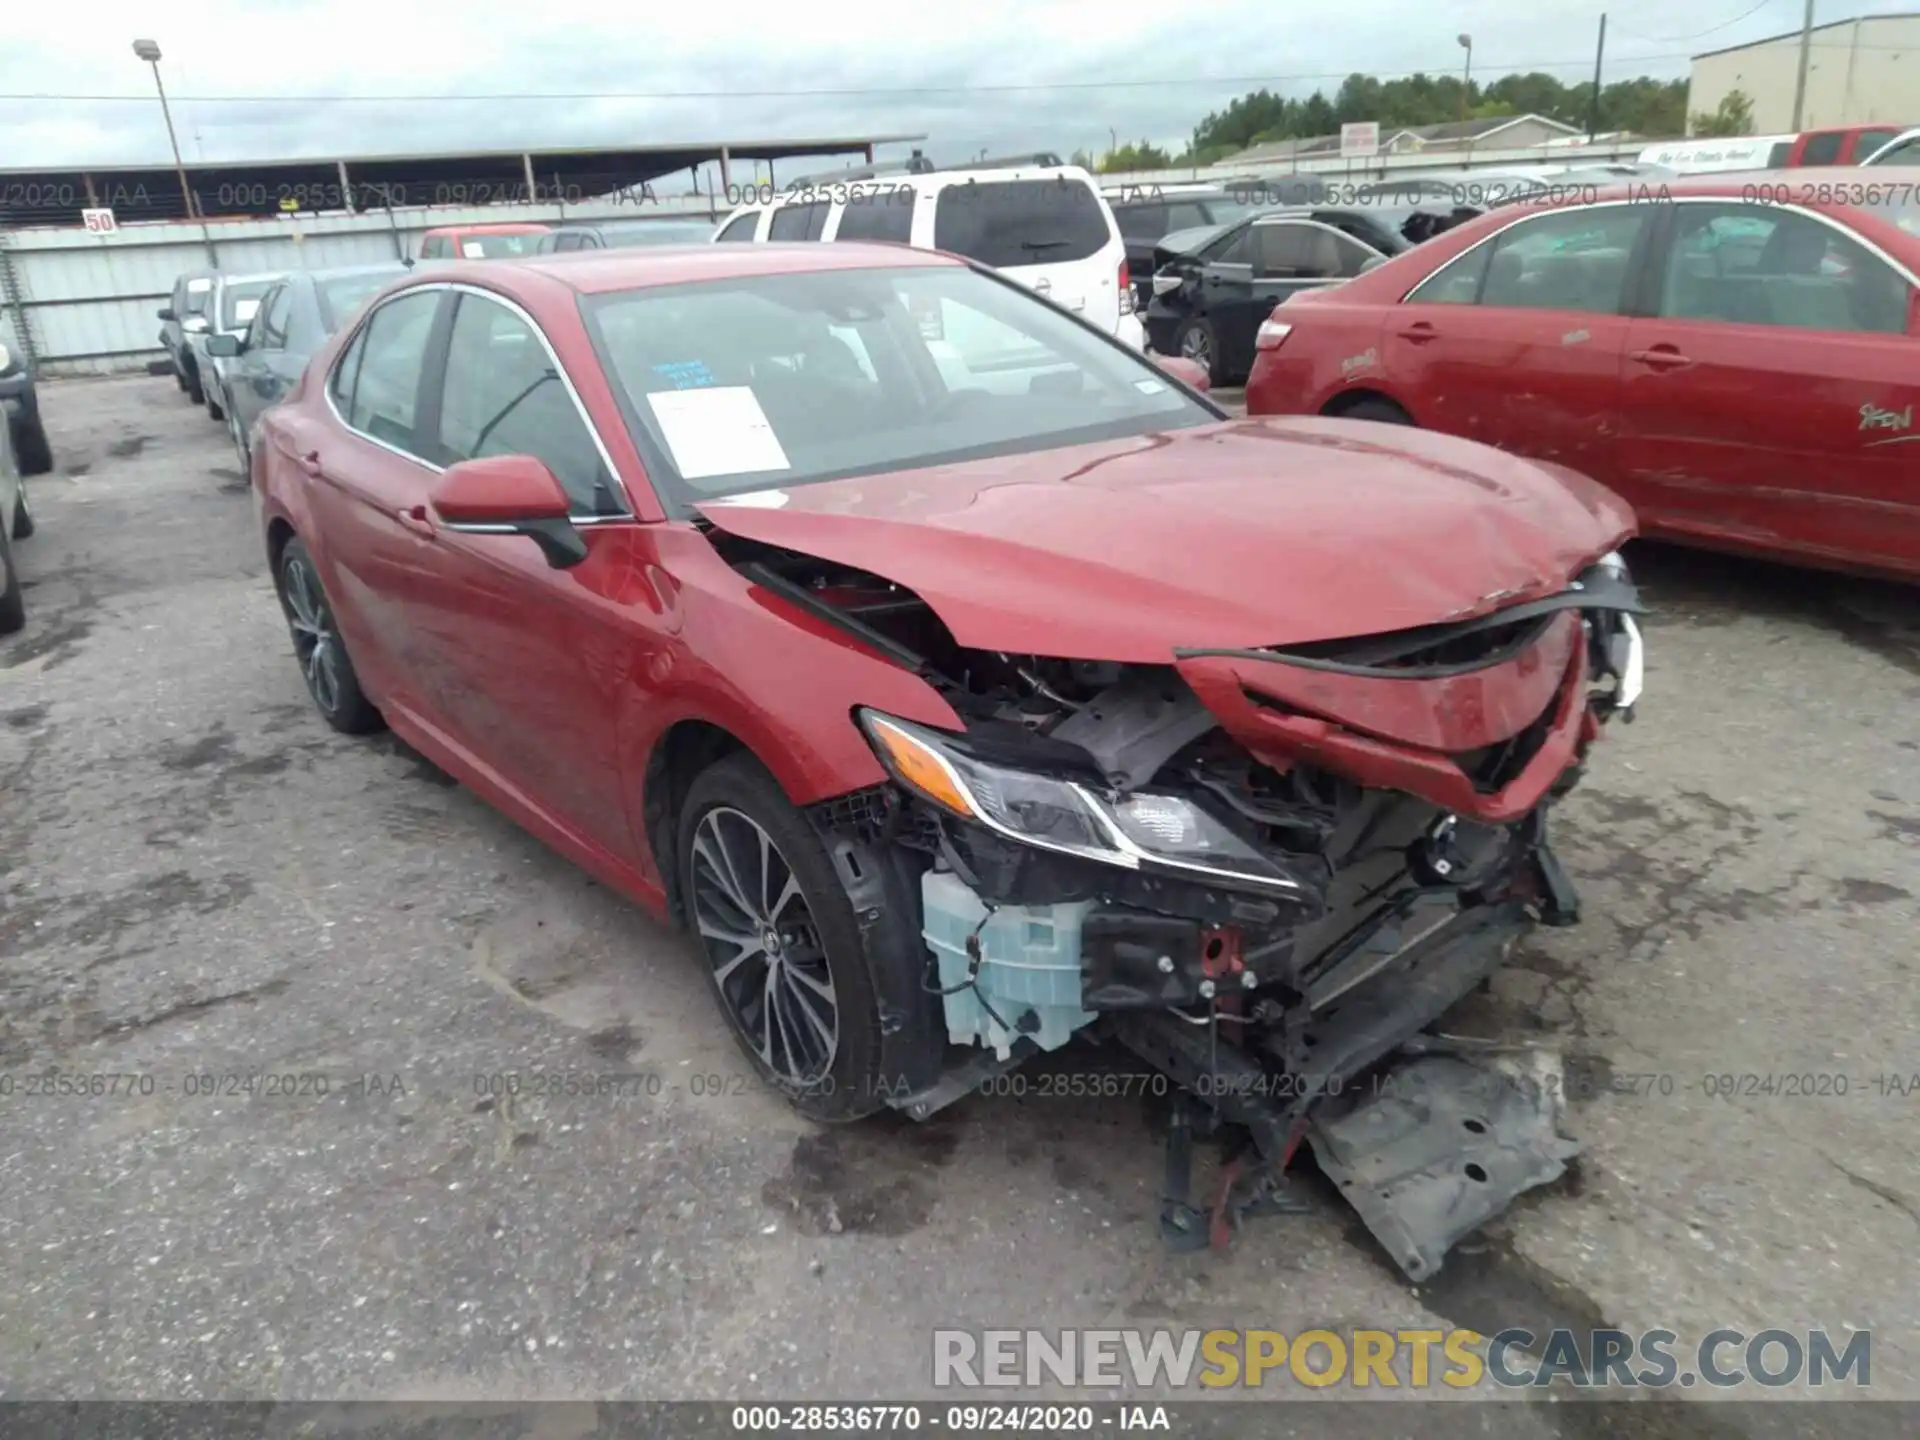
left=1790, top=0, right=1815, bottom=130
left=131, top=39, right=198, bottom=221
left=1457, top=34, right=1473, bottom=122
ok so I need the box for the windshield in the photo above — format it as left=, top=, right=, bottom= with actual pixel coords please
left=581, top=263, right=1213, bottom=508
left=220, top=279, right=277, bottom=331
left=318, top=271, right=406, bottom=333
left=454, top=232, right=545, bottom=258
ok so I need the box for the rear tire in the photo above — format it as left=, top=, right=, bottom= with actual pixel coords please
left=206, top=385, right=225, bottom=423
left=0, top=527, right=25, bottom=636
left=1335, top=397, right=1414, bottom=426
left=11, top=416, right=52, bottom=478
left=677, top=753, right=890, bottom=1123
left=275, top=537, right=384, bottom=735
left=184, top=364, right=204, bottom=406
left=11, top=478, right=33, bottom=540
left=1174, top=317, right=1226, bottom=387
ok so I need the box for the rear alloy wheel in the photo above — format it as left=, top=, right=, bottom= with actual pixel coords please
left=275, top=538, right=383, bottom=735
left=1175, top=317, right=1223, bottom=387
left=678, top=754, right=887, bottom=1122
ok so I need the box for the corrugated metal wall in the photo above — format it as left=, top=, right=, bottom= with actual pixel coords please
left=0, top=198, right=721, bottom=376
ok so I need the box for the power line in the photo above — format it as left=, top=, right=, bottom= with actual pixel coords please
left=1610, top=0, right=1780, bottom=44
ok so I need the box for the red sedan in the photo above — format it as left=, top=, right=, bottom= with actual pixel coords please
left=1246, top=171, right=1920, bottom=581
left=253, top=242, right=1644, bottom=1279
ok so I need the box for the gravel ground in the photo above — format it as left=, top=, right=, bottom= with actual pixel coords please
left=0, top=376, right=1916, bottom=1432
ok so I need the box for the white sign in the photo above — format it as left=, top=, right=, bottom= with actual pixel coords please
left=81, top=208, right=118, bottom=234
left=645, top=386, right=791, bottom=481
left=1340, top=122, right=1381, bottom=159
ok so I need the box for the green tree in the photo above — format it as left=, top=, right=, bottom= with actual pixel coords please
left=1691, top=89, right=1755, bottom=138
left=1100, top=141, right=1173, bottom=172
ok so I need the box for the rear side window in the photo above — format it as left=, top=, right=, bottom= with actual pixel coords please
left=339, top=290, right=442, bottom=452
left=834, top=191, right=915, bottom=243
left=1767, top=142, right=1794, bottom=166
left=768, top=201, right=830, bottom=241
left=1800, top=132, right=1844, bottom=166
left=1252, top=223, right=1374, bottom=279
left=1112, top=202, right=1168, bottom=239
left=715, top=212, right=760, bottom=242
left=932, top=179, right=1110, bottom=267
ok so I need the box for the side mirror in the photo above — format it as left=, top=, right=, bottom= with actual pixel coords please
left=1152, top=354, right=1211, bottom=393
left=429, top=454, right=587, bottom=569
left=205, top=332, right=243, bottom=357
left=158, top=306, right=177, bottom=321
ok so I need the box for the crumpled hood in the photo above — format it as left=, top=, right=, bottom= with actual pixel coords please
left=698, top=416, right=1635, bottom=664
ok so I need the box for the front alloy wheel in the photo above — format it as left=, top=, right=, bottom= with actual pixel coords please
left=690, top=805, right=839, bottom=1084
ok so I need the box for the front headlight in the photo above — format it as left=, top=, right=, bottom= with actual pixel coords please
left=857, top=710, right=1303, bottom=895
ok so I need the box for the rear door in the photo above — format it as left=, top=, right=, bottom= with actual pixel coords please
left=301, top=286, right=453, bottom=718
left=929, top=178, right=1123, bottom=333
left=1615, top=201, right=1920, bottom=569
left=1377, top=201, right=1655, bottom=484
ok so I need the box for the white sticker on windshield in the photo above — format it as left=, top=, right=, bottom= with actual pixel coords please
left=233, top=300, right=260, bottom=324
left=646, top=386, right=791, bottom=480
left=1134, top=378, right=1167, bottom=394
left=187, top=278, right=212, bottom=292
left=461, top=241, right=486, bottom=258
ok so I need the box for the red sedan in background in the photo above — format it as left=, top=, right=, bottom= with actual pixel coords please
left=1246, top=171, right=1920, bottom=581
left=251, top=241, right=1646, bottom=1278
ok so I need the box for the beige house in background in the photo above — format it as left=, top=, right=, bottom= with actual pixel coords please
left=1689, top=11, right=1920, bottom=132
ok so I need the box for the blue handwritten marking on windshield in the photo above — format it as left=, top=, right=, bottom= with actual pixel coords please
left=652, top=360, right=716, bottom=389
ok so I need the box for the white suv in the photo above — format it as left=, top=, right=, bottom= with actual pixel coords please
left=714, top=162, right=1146, bottom=350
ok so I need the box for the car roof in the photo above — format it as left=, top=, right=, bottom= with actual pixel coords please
left=423, top=222, right=550, bottom=235
left=420, top=240, right=963, bottom=295
left=1583, top=166, right=1895, bottom=200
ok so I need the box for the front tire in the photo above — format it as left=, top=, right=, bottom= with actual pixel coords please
left=275, top=537, right=383, bottom=735
left=206, top=385, right=225, bottom=423
left=1336, top=397, right=1414, bottom=426
left=11, top=416, right=52, bottom=478
left=678, top=754, right=889, bottom=1122
left=229, top=409, right=251, bottom=477
left=183, top=363, right=204, bottom=406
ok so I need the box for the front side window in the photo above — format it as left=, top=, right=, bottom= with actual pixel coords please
left=1854, top=128, right=1900, bottom=160
left=1476, top=205, right=1649, bottom=313
left=434, top=294, right=620, bottom=514
left=931, top=179, right=1109, bottom=267
left=421, top=236, right=449, bottom=259
left=715, top=212, right=760, bottom=242
left=1202, top=224, right=1253, bottom=265
left=339, top=289, right=442, bottom=452
left=1659, top=204, right=1909, bottom=334
left=1866, top=137, right=1920, bottom=168
left=184, top=278, right=213, bottom=316
left=254, top=285, right=291, bottom=349
left=581, top=263, right=1213, bottom=510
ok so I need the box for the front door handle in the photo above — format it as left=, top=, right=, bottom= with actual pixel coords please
left=1397, top=322, right=1439, bottom=343
left=396, top=504, right=437, bottom=539
left=298, top=449, right=323, bottom=478
left=1630, top=346, right=1692, bottom=371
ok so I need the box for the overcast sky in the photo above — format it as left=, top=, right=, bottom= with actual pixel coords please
left=4, top=0, right=1914, bottom=172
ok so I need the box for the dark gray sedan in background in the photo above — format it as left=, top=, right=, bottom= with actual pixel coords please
left=208, top=262, right=410, bottom=473
left=534, top=217, right=718, bottom=251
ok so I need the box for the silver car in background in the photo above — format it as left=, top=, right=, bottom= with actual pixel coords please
left=190, top=271, right=285, bottom=425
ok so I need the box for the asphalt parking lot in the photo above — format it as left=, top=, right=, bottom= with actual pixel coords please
left=2, top=376, right=1917, bottom=1428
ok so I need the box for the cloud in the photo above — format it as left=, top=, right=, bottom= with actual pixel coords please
left=5, top=0, right=1913, bottom=169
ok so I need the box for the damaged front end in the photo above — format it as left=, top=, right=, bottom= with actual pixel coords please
left=729, top=534, right=1644, bottom=1280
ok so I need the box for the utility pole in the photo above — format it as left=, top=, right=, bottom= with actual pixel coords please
left=1588, top=14, right=1607, bottom=140
left=1790, top=0, right=1815, bottom=130
left=1457, top=34, right=1473, bottom=122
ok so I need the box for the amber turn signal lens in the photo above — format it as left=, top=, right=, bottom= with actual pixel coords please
left=864, top=716, right=977, bottom=819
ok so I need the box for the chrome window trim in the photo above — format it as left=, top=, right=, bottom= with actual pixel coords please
left=322, top=280, right=637, bottom=522
left=1396, top=195, right=1920, bottom=306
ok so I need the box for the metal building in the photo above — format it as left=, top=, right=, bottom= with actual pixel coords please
left=1688, top=12, right=1920, bottom=133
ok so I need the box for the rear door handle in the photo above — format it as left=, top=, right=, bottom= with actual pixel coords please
left=1629, top=346, right=1692, bottom=371
left=1397, top=322, right=1439, bottom=343
left=396, top=504, right=437, bottom=539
